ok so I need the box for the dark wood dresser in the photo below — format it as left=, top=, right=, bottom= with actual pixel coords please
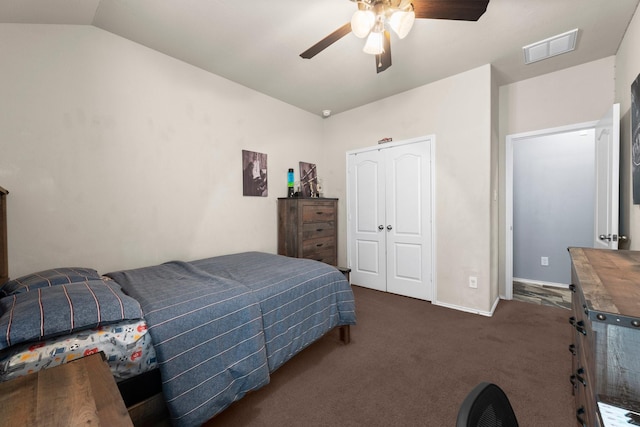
left=568, top=247, right=640, bottom=427
left=277, top=198, right=338, bottom=266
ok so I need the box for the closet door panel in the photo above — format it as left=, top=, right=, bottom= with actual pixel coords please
left=385, top=142, right=432, bottom=300
left=347, top=138, right=433, bottom=300
left=394, top=243, right=422, bottom=281
left=348, top=151, right=386, bottom=292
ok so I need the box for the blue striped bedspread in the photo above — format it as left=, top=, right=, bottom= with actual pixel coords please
left=106, top=260, right=270, bottom=427
left=190, top=252, right=356, bottom=372
left=107, top=252, right=356, bottom=426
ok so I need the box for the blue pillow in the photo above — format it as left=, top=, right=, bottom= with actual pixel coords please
left=0, top=267, right=101, bottom=296
left=0, top=279, right=143, bottom=350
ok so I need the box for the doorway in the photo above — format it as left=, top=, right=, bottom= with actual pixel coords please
left=505, top=122, right=597, bottom=299
left=505, top=105, right=620, bottom=299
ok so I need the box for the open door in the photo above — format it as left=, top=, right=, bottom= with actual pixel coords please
left=593, top=104, right=620, bottom=250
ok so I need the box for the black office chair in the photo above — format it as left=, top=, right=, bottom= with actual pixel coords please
left=456, top=382, right=519, bottom=427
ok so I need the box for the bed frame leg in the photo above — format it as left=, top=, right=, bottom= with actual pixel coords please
left=339, top=325, right=351, bottom=344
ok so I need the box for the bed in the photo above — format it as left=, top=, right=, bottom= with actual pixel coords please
left=0, top=187, right=356, bottom=426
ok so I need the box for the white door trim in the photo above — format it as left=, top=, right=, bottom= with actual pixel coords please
left=346, top=135, right=436, bottom=301
left=504, top=121, right=596, bottom=300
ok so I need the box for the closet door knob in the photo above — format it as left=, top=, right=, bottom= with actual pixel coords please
left=387, top=225, right=393, bottom=230
left=378, top=225, right=384, bottom=230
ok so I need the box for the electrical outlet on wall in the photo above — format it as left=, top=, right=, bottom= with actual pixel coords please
left=469, top=276, right=478, bottom=288
left=541, top=256, right=549, bottom=266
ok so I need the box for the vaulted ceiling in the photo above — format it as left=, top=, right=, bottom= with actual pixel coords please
left=2, top=0, right=638, bottom=116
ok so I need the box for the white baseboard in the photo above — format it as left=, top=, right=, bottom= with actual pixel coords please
left=433, top=299, right=496, bottom=317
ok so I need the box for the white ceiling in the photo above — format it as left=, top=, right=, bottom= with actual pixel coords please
left=1, top=0, right=639, bottom=117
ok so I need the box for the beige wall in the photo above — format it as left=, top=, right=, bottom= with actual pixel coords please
left=323, top=65, right=495, bottom=314
left=3, top=17, right=635, bottom=315
left=499, top=57, right=616, bottom=137
left=0, top=24, right=323, bottom=277
left=615, top=7, right=640, bottom=250
left=497, top=57, right=616, bottom=296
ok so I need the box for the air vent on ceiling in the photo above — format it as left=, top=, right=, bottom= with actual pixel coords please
left=523, top=29, right=579, bottom=64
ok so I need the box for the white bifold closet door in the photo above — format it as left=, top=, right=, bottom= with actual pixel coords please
left=347, top=138, right=432, bottom=301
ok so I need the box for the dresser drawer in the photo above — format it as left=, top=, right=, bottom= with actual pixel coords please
left=302, top=204, right=336, bottom=222
left=570, top=282, right=595, bottom=361
left=302, top=236, right=335, bottom=254
left=302, top=248, right=336, bottom=265
left=302, top=221, right=335, bottom=240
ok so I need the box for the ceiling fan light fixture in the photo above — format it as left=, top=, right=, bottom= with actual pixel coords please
left=351, top=10, right=375, bottom=38
left=388, top=10, right=415, bottom=39
left=363, top=30, right=384, bottom=55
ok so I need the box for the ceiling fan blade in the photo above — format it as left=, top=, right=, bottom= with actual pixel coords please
left=413, top=0, right=490, bottom=21
left=376, top=31, right=392, bottom=73
left=300, top=22, right=352, bottom=59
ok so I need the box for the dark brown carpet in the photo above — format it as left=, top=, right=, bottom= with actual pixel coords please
left=209, top=285, right=574, bottom=426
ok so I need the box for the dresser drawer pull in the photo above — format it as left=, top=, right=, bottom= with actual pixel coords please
left=569, top=344, right=576, bottom=355
left=575, top=320, right=586, bottom=336
left=576, top=406, right=586, bottom=427
left=316, top=228, right=324, bottom=232
left=316, top=211, right=324, bottom=215
left=316, top=243, right=324, bottom=247
left=569, top=373, right=586, bottom=389
left=569, top=317, right=587, bottom=335
left=569, top=372, right=586, bottom=388
left=575, top=368, right=587, bottom=387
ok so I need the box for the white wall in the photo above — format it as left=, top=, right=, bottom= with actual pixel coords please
left=323, top=65, right=495, bottom=313
left=615, top=7, right=640, bottom=250
left=0, top=24, right=324, bottom=277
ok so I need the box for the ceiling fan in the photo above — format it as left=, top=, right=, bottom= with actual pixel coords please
left=300, top=0, right=490, bottom=73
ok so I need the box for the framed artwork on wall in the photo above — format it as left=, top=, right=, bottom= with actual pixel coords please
left=633, top=73, right=640, bottom=204
left=299, top=162, right=317, bottom=198
left=242, top=150, right=268, bottom=197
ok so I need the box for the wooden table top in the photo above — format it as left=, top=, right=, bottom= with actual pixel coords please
left=569, top=247, right=640, bottom=319
left=0, top=353, right=133, bottom=426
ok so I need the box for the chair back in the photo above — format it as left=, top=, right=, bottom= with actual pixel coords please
left=456, top=382, right=519, bottom=427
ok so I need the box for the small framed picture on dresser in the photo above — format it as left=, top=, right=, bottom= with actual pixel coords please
left=299, top=161, right=317, bottom=198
